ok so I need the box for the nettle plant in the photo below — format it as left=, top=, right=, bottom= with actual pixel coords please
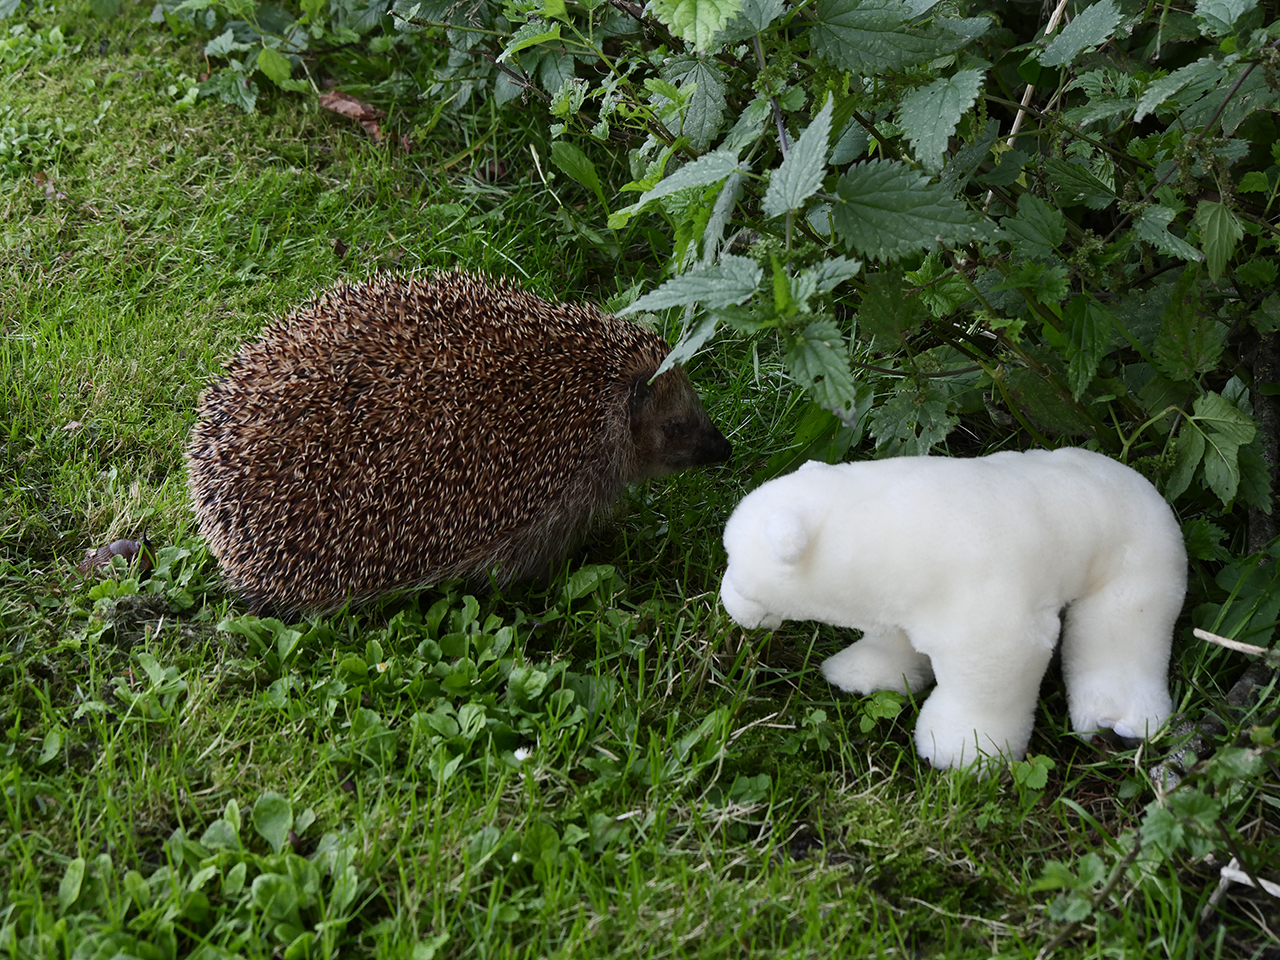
left=159, top=0, right=1280, bottom=532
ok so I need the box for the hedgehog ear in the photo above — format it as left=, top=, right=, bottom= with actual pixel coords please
left=628, top=374, right=654, bottom=420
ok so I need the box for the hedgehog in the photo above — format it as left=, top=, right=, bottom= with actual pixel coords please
left=186, top=271, right=732, bottom=615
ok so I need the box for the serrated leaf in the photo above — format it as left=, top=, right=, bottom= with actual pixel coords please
left=257, top=46, right=293, bottom=86
left=1237, top=439, right=1273, bottom=513
left=718, top=0, right=786, bottom=41
left=350, top=0, right=389, bottom=32
left=205, top=28, right=245, bottom=58
left=1002, top=193, right=1066, bottom=259
left=1154, top=270, right=1224, bottom=381
left=1253, top=294, right=1280, bottom=334
left=832, top=159, right=987, bottom=263
left=1195, top=0, right=1256, bottom=37
left=550, top=141, right=606, bottom=209
left=637, top=149, right=742, bottom=208
left=1238, top=171, right=1270, bottom=193
left=1062, top=295, right=1113, bottom=399
left=657, top=313, right=721, bottom=376
left=651, top=0, right=745, bottom=51
left=1194, top=201, right=1243, bottom=282
left=662, top=57, right=729, bottom=152
left=763, top=95, right=833, bottom=218
left=1043, top=158, right=1115, bottom=209
left=804, top=255, right=863, bottom=293
left=1038, top=0, right=1122, bottom=67
left=619, top=255, right=762, bottom=314
left=497, top=19, right=560, bottom=62
left=810, top=0, right=962, bottom=75
left=786, top=320, right=857, bottom=423
left=1194, top=391, right=1255, bottom=445
left=897, top=69, right=983, bottom=173
left=1133, top=205, right=1203, bottom=262
left=1134, top=58, right=1225, bottom=122
left=869, top=385, right=958, bottom=454
left=858, top=267, right=926, bottom=345
left=1191, top=391, right=1255, bottom=504
left=253, top=793, right=293, bottom=854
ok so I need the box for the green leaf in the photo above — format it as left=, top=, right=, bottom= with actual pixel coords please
left=1038, top=0, right=1122, bottom=67
left=1165, top=420, right=1205, bottom=500
left=804, top=255, right=863, bottom=293
left=1002, top=193, right=1066, bottom=259
left=90, top=0, right=121, bottom=16
left=37, top=728, right=61, bottom=765
left=1063, top=295, right=1113, bottom=399
left=1253, top=294, right=1280, bottom=334
left=1194, top=201, right=1243, bottom=282
left=1134, top=58, right=1225, bottom=122
left=58, top=857, right=86, bottom=911
left=650, top=0, right=745, bottom=51
left=896, top=69, right=984, bottom=173
left=1238, top=171, right=1270, bottom=193
left=204, top=29, right=247, bottom=58
left=810, top=0, right=961, bottom=75
left=636, top=148, right=742, bottom=208
left=1236, top=438, right=1273, bottom=513
left=763, top=95, right=833, bottom=218
left=662, top=57, right=729, bottom=152
left=550, top=141, right=606, bottom=210
left=1043, top=158, right=1115, bottom=210
left=832, top=159, right=987, bottom=262
left=786, top=319, right=857, bottom=423
left=1133, top=205, right=1203, bottom=262
left=497, top=19, right=560, bottom=62
left=619, top=255, right=762, bottom=314
left=1194, top=0, right=1256, bottom=37
left=858, top=267, right=926, bottom=345
left=252, top=792, right=293, bottom=854
left=257, top=46, right=293, bottom=86
left=1154, top=268, right=1224, bottom=381
left=869, top=386, right=958, bottom=455
left=718, top=0, right=786, bottom=41
left=1191, top=391, right=1256, bottom=504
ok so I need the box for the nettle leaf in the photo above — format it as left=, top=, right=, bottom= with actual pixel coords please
left=804, top=255, right=863, bottom=293
left=651, top=0, right=745, bottom=52
left=550, top=141, right=606, bottom=209
left=1133, top=205, right=1203, bottom=262
left=1195, top=0, right=1256, bottom=37
left=1194, top=200, right=1244, bottom=281
left=1043, top=158, right=1115, bottom=209
left=786, top=319, right=858, bottom=423
left=897, top=69, right=984, bottom=173
left=205, top=28, right=249, bottom=58
left=619, top=255, right=763, bottom=314
left=1166, top=421, right=1205, bottom=500
left=662, top=57, right=729, bottom=152
left=659, top=313, right=721, bottom=374
left=256, top=46, right=293, bottom=86
left=858, top=267, right=926, bottom=345
left=763, top=95, right=833, bottom=218
left=1062, top=295, right=1114, bottom=400
left=870, top=385, right=958, bottom=455
left=1154, top=270, right=1225, bottom=380
left=497, top=19, right=560, bottom=62
left=1194, top=391, right=1256, bottom=503
left=718, top=0, right=787, bottom=42
left=1002, top=193, right=1066, bottom=259
left=1134, top=58, right=1225, bottom=122
left=810, top=0, right=961, bottom=75
left=1038, top=0, right=1123, bottom=67
left=832, top=159, right=987, bottom=262
left=636, top=149, right=742, bottom=208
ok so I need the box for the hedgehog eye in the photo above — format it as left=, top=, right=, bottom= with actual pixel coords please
left=662, top=419, right=689, bottom=441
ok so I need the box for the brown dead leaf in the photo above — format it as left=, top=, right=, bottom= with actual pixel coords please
left=319, top=90, right=386, bottom=143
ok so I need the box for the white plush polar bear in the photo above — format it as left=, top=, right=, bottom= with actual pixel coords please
left=719, top=448, right=1187, bottom=769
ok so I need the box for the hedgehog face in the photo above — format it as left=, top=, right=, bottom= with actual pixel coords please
left=629, top=368, right=732, bottom=478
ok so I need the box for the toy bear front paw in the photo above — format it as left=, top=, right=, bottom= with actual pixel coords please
left=821, top=631, right=935, bottom=695
left=914, top=687, right=1035, bottom=769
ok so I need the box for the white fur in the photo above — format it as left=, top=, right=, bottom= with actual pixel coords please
left=720, top=448, right=1187, bottom=770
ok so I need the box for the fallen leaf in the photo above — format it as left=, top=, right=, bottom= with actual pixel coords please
left=319, top=90, right=386, bottom=142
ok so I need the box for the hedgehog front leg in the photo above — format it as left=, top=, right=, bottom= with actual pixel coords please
left=821, top=627, right=935, bottom=695
left=1060, top=582, right=1177, bottom=740
left=911, top=609, right=1060, bottom=769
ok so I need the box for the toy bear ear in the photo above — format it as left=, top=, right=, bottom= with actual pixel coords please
left=764, top=509, right=810, bottom=565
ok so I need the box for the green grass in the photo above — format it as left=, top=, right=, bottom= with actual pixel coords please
left=2, top=5, right=1279, bottom=959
